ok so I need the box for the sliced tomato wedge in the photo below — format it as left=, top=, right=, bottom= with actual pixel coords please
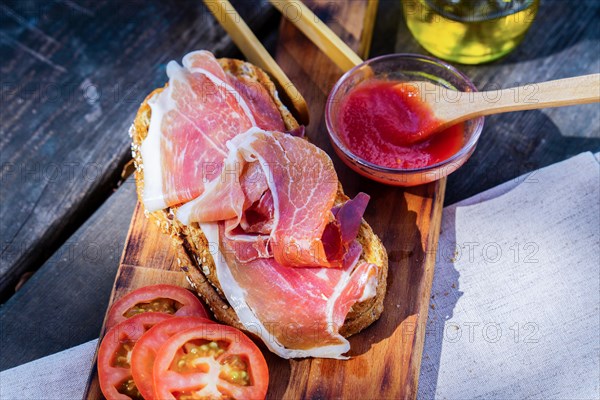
left=130, top=316, right=215, bottom=400
left=98, top=312, right=172, bottom=400
left=153, top=324, right=269, bottom=400
left=106, top=284, right=209, bottom=329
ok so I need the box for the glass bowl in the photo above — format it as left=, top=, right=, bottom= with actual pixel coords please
left=325, top=53, right=484, bottom=186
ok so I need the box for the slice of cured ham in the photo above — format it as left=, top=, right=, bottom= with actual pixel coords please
left=322, top=192, right=371, bottom=264
left=177, top=128, right=342, bottom=268
left=201, top=222, right=379, bottom=359
left=140, top=51, right=284, bottom=212
left=228, top=74, right=286, bottom=132
left=184, top=51, right=285, bottom=132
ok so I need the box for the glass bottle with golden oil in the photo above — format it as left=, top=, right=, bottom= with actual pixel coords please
left=402, top=0, right=539, bottom=64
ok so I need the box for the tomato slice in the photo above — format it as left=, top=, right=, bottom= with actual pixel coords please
left=153, top=324, right=269, bottom=400
left=98, top=312, right=172, bottom=400
left=106, top=284, right=209, bottom=329
left=130, top=316, right=215, bottom=400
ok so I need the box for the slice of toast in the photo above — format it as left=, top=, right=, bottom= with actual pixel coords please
left=130, top=58, right=388, bottom=338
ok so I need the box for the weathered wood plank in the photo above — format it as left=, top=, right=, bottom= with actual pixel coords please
left=0, top=0, right=278, bottom=298
left=0, top=178, right=137, bottom=371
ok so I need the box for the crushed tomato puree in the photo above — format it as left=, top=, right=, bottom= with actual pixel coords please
left=337, top=79, right=464, bottom=169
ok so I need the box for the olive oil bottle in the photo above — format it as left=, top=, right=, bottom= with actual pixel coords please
left=403, top=0, right=539, bottom=64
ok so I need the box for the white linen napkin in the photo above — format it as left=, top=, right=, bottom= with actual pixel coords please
left=418, top=151, right=600, bottom=399
left=1, top=152, right=598, bottom=400
left=0, top=339, right=97, bottom=400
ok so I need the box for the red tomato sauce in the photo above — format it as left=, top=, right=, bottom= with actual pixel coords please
left=337, top=79, right=464, bottom=169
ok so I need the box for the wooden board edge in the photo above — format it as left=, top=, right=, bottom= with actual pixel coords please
left=406, top=177, right=447, bottom=399
left=83, top=205, right=143, bottom=400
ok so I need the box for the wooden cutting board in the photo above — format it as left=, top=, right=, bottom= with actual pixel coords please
left=85, top=1, right=445, bottom=399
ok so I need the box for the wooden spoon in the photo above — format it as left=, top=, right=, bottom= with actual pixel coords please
left=204, top=0, right=310, bottom=125
left=400, top=74, right=600, bottom=143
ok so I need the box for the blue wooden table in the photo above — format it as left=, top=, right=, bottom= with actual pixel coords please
left=1, top=0, right=599, bottom=376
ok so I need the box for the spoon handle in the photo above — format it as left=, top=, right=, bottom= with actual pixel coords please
left=448, top=74, right=600, bottom=121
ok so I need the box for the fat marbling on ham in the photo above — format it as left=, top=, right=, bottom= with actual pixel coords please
left=201, top=222, right=378, bottom=359
left=177, top=128, right=345, bottom=268
left=140, top=51, right=284, bottom=211
left=139, top=50, right=379, bottom=359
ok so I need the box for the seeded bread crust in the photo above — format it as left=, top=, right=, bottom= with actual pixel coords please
left=131, top=58, right=388, bottom=338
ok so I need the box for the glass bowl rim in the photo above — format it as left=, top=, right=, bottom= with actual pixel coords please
left=325, top=53, right=485, bottom=175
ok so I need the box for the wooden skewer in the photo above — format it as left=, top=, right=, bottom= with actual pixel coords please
left=204, top=0, right=310, bottom=125
left=269, top=0, right=364, bottom=72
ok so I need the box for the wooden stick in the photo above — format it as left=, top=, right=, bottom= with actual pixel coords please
left=399, top=74, right=600, bottom=143
left=204, top=0, right=310, bottom=125
left=269, top=0, right=364, bottom=72
left=426, top=73, right=600, bottom=125
left=452, top=73, right=600, bottom=119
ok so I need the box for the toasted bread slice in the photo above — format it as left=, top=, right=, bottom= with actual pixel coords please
left=130, top=58, right=388, bottom=338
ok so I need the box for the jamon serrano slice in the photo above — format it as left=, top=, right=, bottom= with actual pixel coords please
left=140, top=51, right=284, bottom=212
left=201, top=223, right=379, bottom=359
left=177, top=128, right=360, bottom=268
left=185, top=51, right=285, bottom=132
